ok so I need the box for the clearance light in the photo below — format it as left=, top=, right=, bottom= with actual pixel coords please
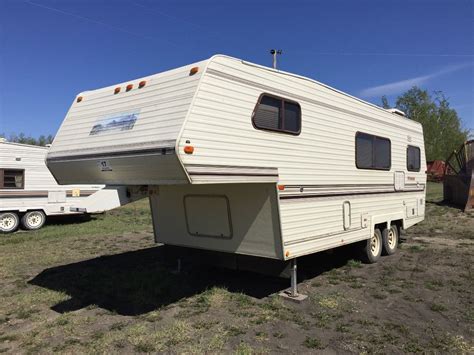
left=76, top=96, right=83, bottom=103
left=126, top=84, right=133, bottom=91
left=277, top=184, right=285, bottom=191
left=114, top=87, right=121, bottom=94
left=138, top=80, right=146, bottom=88
left=285, top=251, right=290, bottom=257
left=189, top=67, right=199, bottom=75
left=184, top=145, right=194, bottom=154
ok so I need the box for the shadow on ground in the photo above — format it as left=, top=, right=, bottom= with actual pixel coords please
left=433, top=200, right=466, bottom=211
left=30, top=245, right=361, bottom=316
left=45, top=214, right=93, bottom=226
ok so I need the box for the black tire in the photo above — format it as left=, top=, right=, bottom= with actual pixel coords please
left=360, top=229, right=383, bottom=263
left=21, top=211, right=46, bottom=230
left=382, top=224, right=399, bottom=256
left=0, top=212, right=20, bottom=233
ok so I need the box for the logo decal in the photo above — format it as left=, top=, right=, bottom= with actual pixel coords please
left=89, top=110, right=140, bottom=136
left=98, top=160, right=113, bottom=172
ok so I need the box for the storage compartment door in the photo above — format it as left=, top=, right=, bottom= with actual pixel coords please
left=184, top=195, right=232, bottom=238
left=394, top=171, right=405, bottom=191
left=343, top=201, right=351, bottom=230
left=417, top=197, right=425, bottom=216
left=405, top=201, right=417, bottom=218
left=48, top=191, right=66, bottom=203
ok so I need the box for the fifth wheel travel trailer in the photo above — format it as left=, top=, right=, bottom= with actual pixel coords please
left=46, top=55, right=426, bottom=297
left=0, top=140, right=128, bottom=233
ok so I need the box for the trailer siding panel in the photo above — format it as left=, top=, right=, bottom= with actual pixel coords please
left=48, top=60, right=209, bottom=159
left=178, top=56, right=426, bottom=255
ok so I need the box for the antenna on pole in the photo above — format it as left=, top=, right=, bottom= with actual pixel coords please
left=270, top=49, right=282, bottom=69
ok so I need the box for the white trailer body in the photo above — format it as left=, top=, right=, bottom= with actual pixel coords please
left=47, top=55, right=426, bottom=262
left=0, top=141, right=128, bottom=232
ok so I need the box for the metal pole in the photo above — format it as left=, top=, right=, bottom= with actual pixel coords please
left=270, top=49, right=282, bottom=69
left=290, top=258, right=298, bottom=297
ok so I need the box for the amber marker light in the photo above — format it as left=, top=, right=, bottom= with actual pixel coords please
left=139, top=80, right=146, bottom=88
left=277, top=184, right=285, bottom=191
left=285, top=251, right=290, bottom=257
left=126, top=84, right=133, bottom=91
left=76, top=96, right=83, bottom=103
left=184, top=145, right=194, bottom=154
left=114, top=87, right=121, bottom=94
left=189, top=67, right=199, bottom=75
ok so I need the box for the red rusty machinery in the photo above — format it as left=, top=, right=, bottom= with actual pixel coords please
left=426, top=160, right=446, bottom=182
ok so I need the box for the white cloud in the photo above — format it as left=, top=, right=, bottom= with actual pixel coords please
left=359, top=63, right=473, bottom=98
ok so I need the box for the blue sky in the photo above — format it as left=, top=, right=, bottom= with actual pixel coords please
left=1, top=0, right=473, bottom=138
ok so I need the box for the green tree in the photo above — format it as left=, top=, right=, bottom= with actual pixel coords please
left=394, top=87, right=468, bottom=161
left=0, top=133, right=54, bottom=146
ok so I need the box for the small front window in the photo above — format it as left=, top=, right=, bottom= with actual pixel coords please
left=252, top=94, right=301, bottom=134
left=407, top=145, right=421, bottom=172
left=1, top=169, right=24, bottom=189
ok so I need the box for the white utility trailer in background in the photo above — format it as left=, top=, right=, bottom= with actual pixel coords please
left=46, top=55, right=426, bottom=297
left=0, top=140, right=128, bottom=233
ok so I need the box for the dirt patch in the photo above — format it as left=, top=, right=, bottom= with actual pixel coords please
left=0, top=184, right=472, bottom=353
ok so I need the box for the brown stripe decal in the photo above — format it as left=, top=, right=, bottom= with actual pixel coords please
left=280, top=189, right=425, bottom=200
left=0, top=190, right=97, bottom=198
left=189, top=172, right=278, bottom=177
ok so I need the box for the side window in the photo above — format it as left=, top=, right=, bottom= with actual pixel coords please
left=252, top=94, right=301, bottom=134
left=374, top=137, right=391, bottom=169
left=356, top=132, right=391, bottom=170
left=356, top=133, right=373, bottom=169
left=407, top=145, right=421, bottom=172
left=0, top=169, right=25, bottom=189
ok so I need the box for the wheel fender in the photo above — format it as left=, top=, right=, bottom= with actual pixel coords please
left=370, top=212, right=405, bottom=236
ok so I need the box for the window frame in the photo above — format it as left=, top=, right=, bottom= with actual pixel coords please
left=251, top=93, right=302, bottom=135
left=355, top=132, right=392, bottom=171
left=406, top=145, right=421, bottom=172
left=0, top=169, right=25, bottom=189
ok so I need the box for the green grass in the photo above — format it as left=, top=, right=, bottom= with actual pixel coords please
left=408, top=182, right=474, bottom=240
left=303, top=336, right=325, bottom=349
left=426, top=181, right=444, bottom=203
left=0, top=182, right=472, bottom=353
left=430, top=303, right=448, bottom=312
left=0, top=199, right=152, bottom=246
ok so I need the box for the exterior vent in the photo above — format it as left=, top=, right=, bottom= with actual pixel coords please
left=386, top=108, right=406, bottom=117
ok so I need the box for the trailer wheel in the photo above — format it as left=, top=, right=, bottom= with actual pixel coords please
left=382, top=224, right=399, bottom=255
left=360, top=229, right=382, bottom=263
left=0, top=212, right=20, bottom=233
left=21, top=211, right=46, bottom=230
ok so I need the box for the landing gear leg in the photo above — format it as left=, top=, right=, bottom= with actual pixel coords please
left=279, top=258, right=308, bottom=302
